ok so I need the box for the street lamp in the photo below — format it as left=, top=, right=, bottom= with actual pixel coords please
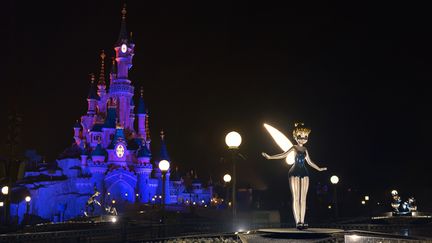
left=1, top=186, right=9, bottom=225
left=330, top=175, right=339, bottom=218
left=159, top=160, right=170, bottom=224
left=223, top=174, right=232, bottom=183
left=225, top=132, right=242, bottom=149
left=25, top=196, right=31, bottom=224
left=25, top=196, right=31, bottom=211
left=225, top=131, right=241, bottom=225
left=223, top=174, right=232, bottom=207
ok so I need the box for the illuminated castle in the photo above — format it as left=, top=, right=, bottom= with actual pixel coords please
left=11, top=5, right=212, bottom=223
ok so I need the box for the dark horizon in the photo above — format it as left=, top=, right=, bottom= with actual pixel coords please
left=3, top=1, right=431, bottom=207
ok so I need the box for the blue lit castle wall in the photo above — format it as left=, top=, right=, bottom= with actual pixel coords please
left=10, top=6, right=212, bottom=223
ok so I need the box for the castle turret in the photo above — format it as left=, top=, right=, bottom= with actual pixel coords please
left=87, top=74, right=100, bottom=115
left=110, top=57, right=117, bottom=85
left=101, top=98, right=117, bottom=147
left=136, top=140, right=153, bottom=203
left=73, top=120, right=82, bottom=144
left=97, top=50, right=107, bottom=96
left=97, top=51, right=108, bottom=114
left=80, top=139, right=89, bottom=166
left=137, top=87, right=146, bottom=137
left=145, top=110, right=151, bottom=150
left=137, top=141, right=151, bottom=164
left=129, top=96, right=135, bottom=131
left=91, top=138, right=106, bottom=163
left=81, top=74, right=99, bottom=138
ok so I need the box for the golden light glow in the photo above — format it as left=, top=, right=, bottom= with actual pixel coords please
left=263, top=123, right=295, bottom=165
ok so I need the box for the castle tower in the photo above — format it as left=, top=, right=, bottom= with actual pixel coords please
left=110, top=4, right=135, bottom=130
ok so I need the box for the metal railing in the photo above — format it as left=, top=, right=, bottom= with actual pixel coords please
left=1, top=221, right=432, bottom=242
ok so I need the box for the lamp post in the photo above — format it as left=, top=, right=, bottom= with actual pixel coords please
left=225, top=131, right=241, bottom=226
left=223, top=174, right=232, bottom=208
left=158, top=160, right=170, bottom=224
left=330, top=175, right=339, bottom=219
left=25, top=196, right=31, bottom=224
left=1, top=186, right=9, bottom=225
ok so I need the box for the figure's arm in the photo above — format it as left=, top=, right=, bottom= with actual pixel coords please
left=262, top=146, right=294, bottom=160
left=305, top=150, right=327, bottom=171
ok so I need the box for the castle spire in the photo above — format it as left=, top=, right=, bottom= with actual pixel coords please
left=98, top=50, right=106, bottom=87
left=87, top=73, right=99, bottom=100
left=159, top=130, right=170, bottom=161
left=137, top=86, right=146, bottom=114
left=117, top=4, right=128, bottom=45
left=110, top=57, right=117, bottom=83
left=145, top=110, right=151, bottom=141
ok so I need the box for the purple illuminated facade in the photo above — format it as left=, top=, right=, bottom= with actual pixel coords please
left=10, top=6, right=212, bottom=223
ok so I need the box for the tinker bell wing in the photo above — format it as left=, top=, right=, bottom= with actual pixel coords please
left=263, top=123, right=295, bottom=165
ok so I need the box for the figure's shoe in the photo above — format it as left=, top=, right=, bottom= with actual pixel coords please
left=296, top=223, right=303, bottom=230
left=301, top=223, right=309, bottom=229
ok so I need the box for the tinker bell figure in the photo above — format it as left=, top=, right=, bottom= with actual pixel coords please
left=262, top=122, right=327, bottom=230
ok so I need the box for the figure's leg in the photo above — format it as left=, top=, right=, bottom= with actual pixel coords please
left=289, top=176, right=301, bottom=225
left=300, top=177, right=309, bottom=225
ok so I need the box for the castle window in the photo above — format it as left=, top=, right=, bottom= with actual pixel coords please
left=93, top=135, right=101, bottom=143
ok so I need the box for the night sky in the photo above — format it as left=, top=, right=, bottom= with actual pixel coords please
left=4, top=1, right=432, bottom=206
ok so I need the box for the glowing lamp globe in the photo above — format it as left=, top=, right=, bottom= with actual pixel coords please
left=25, top=196, right=31, bottom=202
left=159, top=160, right=170, bottom=172
left=391, top=190, right=398, bottom=196
left=223, top=174, right=232, bottom=183
left=1, top=186, right=8, bottom=195
left=330, top=175, right=339, bottom=185
left=0, top=202, right=3, bottom=207
left=225, top=131, right=242, bottom=149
